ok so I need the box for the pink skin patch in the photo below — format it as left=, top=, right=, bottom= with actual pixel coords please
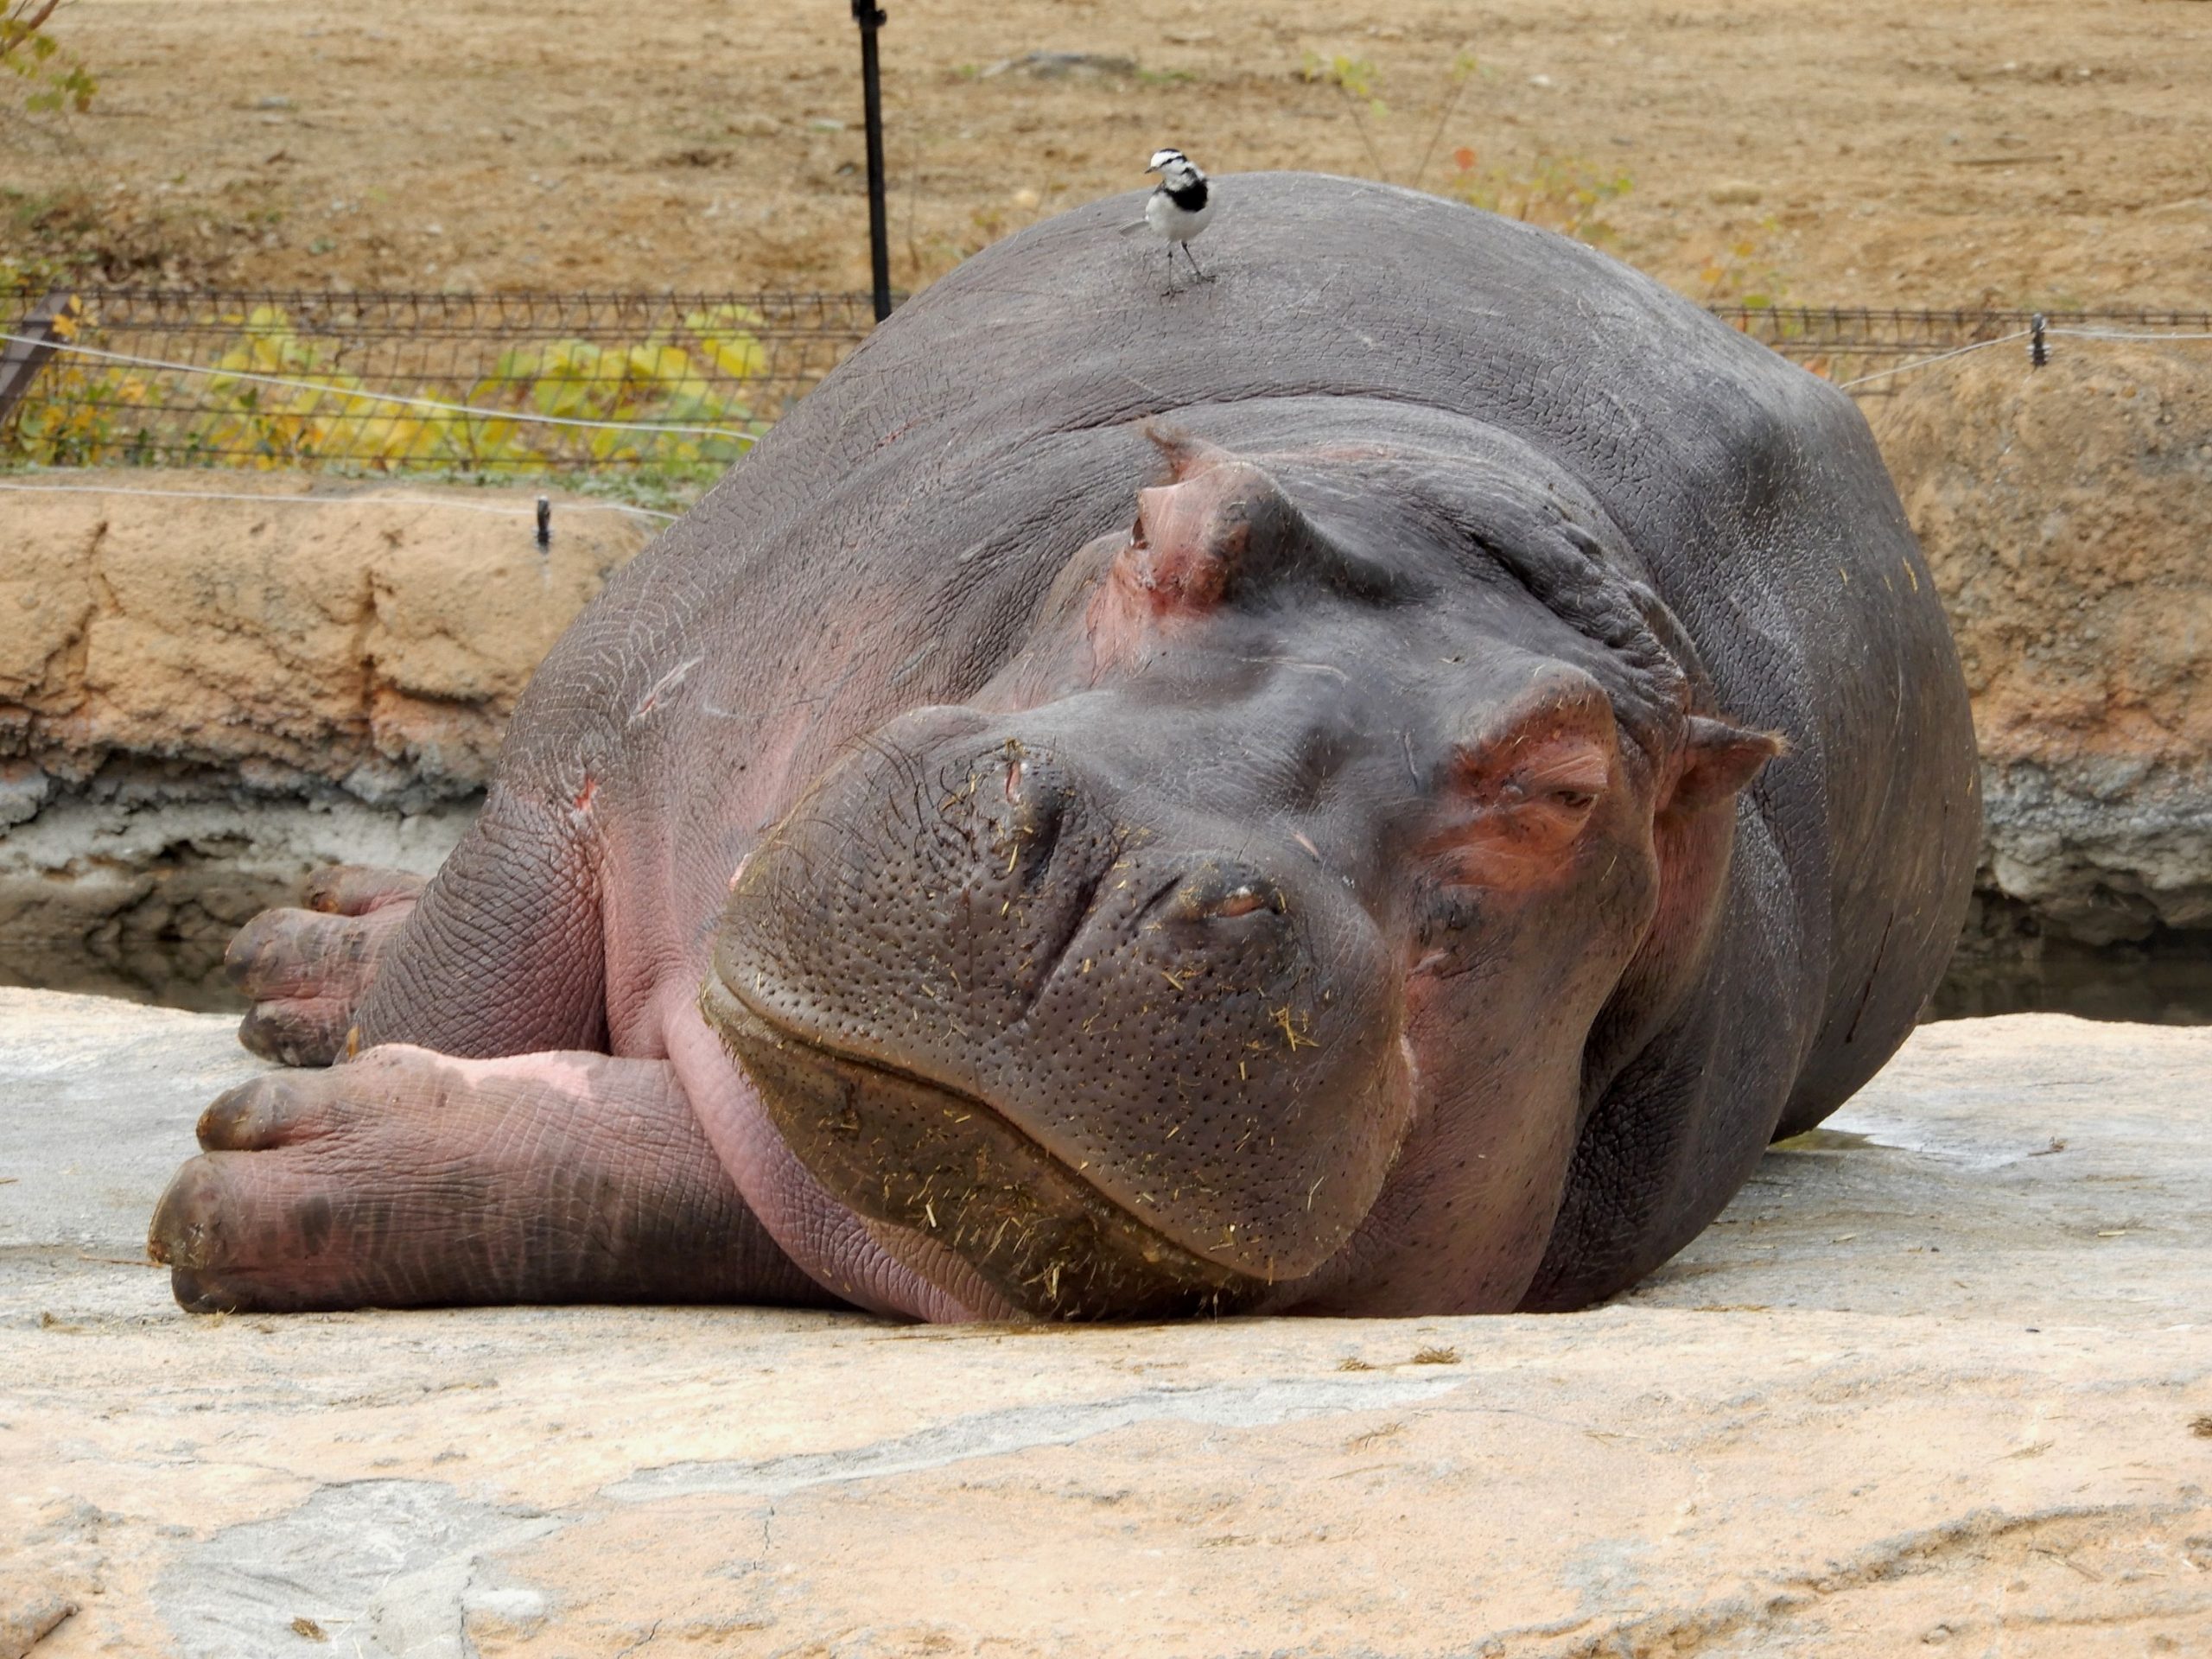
left=657, top=978, right=995, bottom=1322
left=1418, top=677, right=1621, bottom=893
left=397, top=1046, right=610, bottom=1100
left=1425, top=732, right=1611, bottom=889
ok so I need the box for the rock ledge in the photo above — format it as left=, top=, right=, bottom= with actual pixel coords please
left=2, top=993, right=2207, bottom=1656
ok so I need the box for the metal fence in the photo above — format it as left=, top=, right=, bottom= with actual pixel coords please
left=0, top=289, right=880, bottom=475
left=1713, top=305, right=2212, bottom=392
left=3, top=290, right=2207, bottom=476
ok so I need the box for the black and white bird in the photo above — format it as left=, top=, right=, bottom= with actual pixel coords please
left=1135, top=147, right=1215, bottom=287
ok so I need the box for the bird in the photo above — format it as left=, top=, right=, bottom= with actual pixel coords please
left=1134, top=147, right=1215, bottom=288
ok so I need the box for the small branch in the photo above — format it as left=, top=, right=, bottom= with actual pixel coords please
left=1, top=0, right=67, bottom=59
left=1335, top=81, right=1390, bottom=183
left=1411, top=60, right=1477, bottom=193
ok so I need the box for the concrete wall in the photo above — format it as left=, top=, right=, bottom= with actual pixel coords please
left=1871, top=340, right=2212, bottom=949
left=0, top=477, right=650, bottom=1004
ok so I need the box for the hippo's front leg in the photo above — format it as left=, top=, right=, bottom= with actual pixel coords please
left=149, top=1046, right=834, bottom=1313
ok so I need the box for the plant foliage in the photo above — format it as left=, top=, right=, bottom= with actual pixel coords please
left=2, top=302, right=771, bottom=478
left=1448, top=149, right=1635, bottom=248
left=2, top=0, right=96, bottom=115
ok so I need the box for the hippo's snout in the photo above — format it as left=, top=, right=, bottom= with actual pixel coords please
left=706, top=711, right=1410, bottom=1318
left=702, top=981, right=1265, bottom=1319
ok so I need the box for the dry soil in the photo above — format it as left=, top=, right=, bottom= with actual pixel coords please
left=3, top=0, right=2209, bottom=307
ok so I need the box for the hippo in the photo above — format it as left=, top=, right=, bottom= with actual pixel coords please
left=149, top=173, right=1979, bottom=1321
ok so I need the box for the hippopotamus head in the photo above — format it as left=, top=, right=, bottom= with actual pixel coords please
left=705, top=424, right=1779, bottom=1319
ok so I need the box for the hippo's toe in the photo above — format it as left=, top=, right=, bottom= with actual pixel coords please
left=148, top=1155, right=229, bottom=1274
left=195, top=1073, right=327, bottom=1153
left=301, top=865, right=427, bottom=916
left=149, top=1156, right=275, bottom=1313
left=235, top=1001, right=360, bottom=1070
left=225, top=867, right=423, bottom=1066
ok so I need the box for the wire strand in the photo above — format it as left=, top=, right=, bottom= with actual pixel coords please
left=0, top=479, right=677, bottom=521
left=2045, top=327, right=2212, bottom=341
left=1836, top=331, right=2032, bottom=389
left=0, top=330, right=755, bottom=440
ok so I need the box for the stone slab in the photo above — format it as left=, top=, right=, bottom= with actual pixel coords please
left=2, top=988, right=2208, bottom=1656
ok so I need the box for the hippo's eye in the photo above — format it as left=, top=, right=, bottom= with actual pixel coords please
left=1426, top=733, right=1611, bottom=889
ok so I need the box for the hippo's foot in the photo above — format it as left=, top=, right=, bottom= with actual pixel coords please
left=149, top=1045, right=830, bottom=1313
left=226, top=865, right=426, bottom=1065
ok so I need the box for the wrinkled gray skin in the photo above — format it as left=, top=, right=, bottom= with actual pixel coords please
left=150, top=175, right=1978, bottom=1322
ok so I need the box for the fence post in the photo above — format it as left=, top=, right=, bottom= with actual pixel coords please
left=851, top=0, right=893, bottom=324
left=0, top=290, right=83, bottom=435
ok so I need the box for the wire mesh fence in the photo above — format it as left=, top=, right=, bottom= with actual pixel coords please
left=1711, top=305, right=2212, bottom=392
left=0, top=289, right=880, bottom=476
left=3, top=290, right=2209, bottom=478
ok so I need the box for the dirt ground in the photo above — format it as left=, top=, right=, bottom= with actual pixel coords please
left=2, top=0, right=2209, bottom=308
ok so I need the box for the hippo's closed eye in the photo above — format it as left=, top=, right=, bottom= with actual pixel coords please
left=1489, top=740, right=1611, bottom=814
left=1424, top=678, right=1620, bottom=889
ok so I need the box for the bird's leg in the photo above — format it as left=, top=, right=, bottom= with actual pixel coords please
left=1160, top=243, right=1180, bottom=296
left=1180, top=243, right=1213, bottom=284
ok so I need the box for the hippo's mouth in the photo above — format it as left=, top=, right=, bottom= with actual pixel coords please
left=701, top=973, right=1268, bottom=1321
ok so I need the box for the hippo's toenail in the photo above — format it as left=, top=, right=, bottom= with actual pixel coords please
left=150, top=1162, right=230, bottom=1271
left=198, top=1083, right=265, bottom=1151
left=169, top=1269, right=243, bottom=1315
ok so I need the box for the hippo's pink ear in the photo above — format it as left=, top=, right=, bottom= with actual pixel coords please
left=1116, top=464, right=1253, bottom=615
left=1140, top=421, right=1230, bottom=483
left=1628, top=715, right=1789, bottom=1006
left=1090, top=460, right=1300, bottom=653
left=1662, top=716, right=1785, bottom=816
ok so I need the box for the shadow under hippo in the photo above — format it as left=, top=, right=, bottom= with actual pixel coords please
left=149, top=173, right=1978, bottom=1322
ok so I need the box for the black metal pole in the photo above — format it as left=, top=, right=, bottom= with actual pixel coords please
left=853, top=1, right=893, bottom=323
left=0, top=290, right=82, bottom=436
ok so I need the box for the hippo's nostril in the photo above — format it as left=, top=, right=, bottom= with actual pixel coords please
left=1160, top=868, right=1287, bottom=927
left=1001, top=766, right=1069, bottom=890
left=1198, top=884, right=1268, bottom=920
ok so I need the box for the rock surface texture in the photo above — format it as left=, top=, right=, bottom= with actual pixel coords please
left=1871, top=341, right=2212, bottom=950
left=0, top=475, right=652, bottom=1004
left=2, top=989, right=2207, bottom=1656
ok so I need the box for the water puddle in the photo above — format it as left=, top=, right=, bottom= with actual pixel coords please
left=1927, top=943, right=2212, bottom=1026
left=1768, top=1128, right=1885, bottom=1153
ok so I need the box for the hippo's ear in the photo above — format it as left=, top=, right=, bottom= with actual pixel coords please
left=1626, top=715, right=1789, bottom=1011
left=1109, top=460, right=1306, bottom=620
left=1662, top=716, right=1786, bottom=816
left=1140, top=421, right=1230, bottom=482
